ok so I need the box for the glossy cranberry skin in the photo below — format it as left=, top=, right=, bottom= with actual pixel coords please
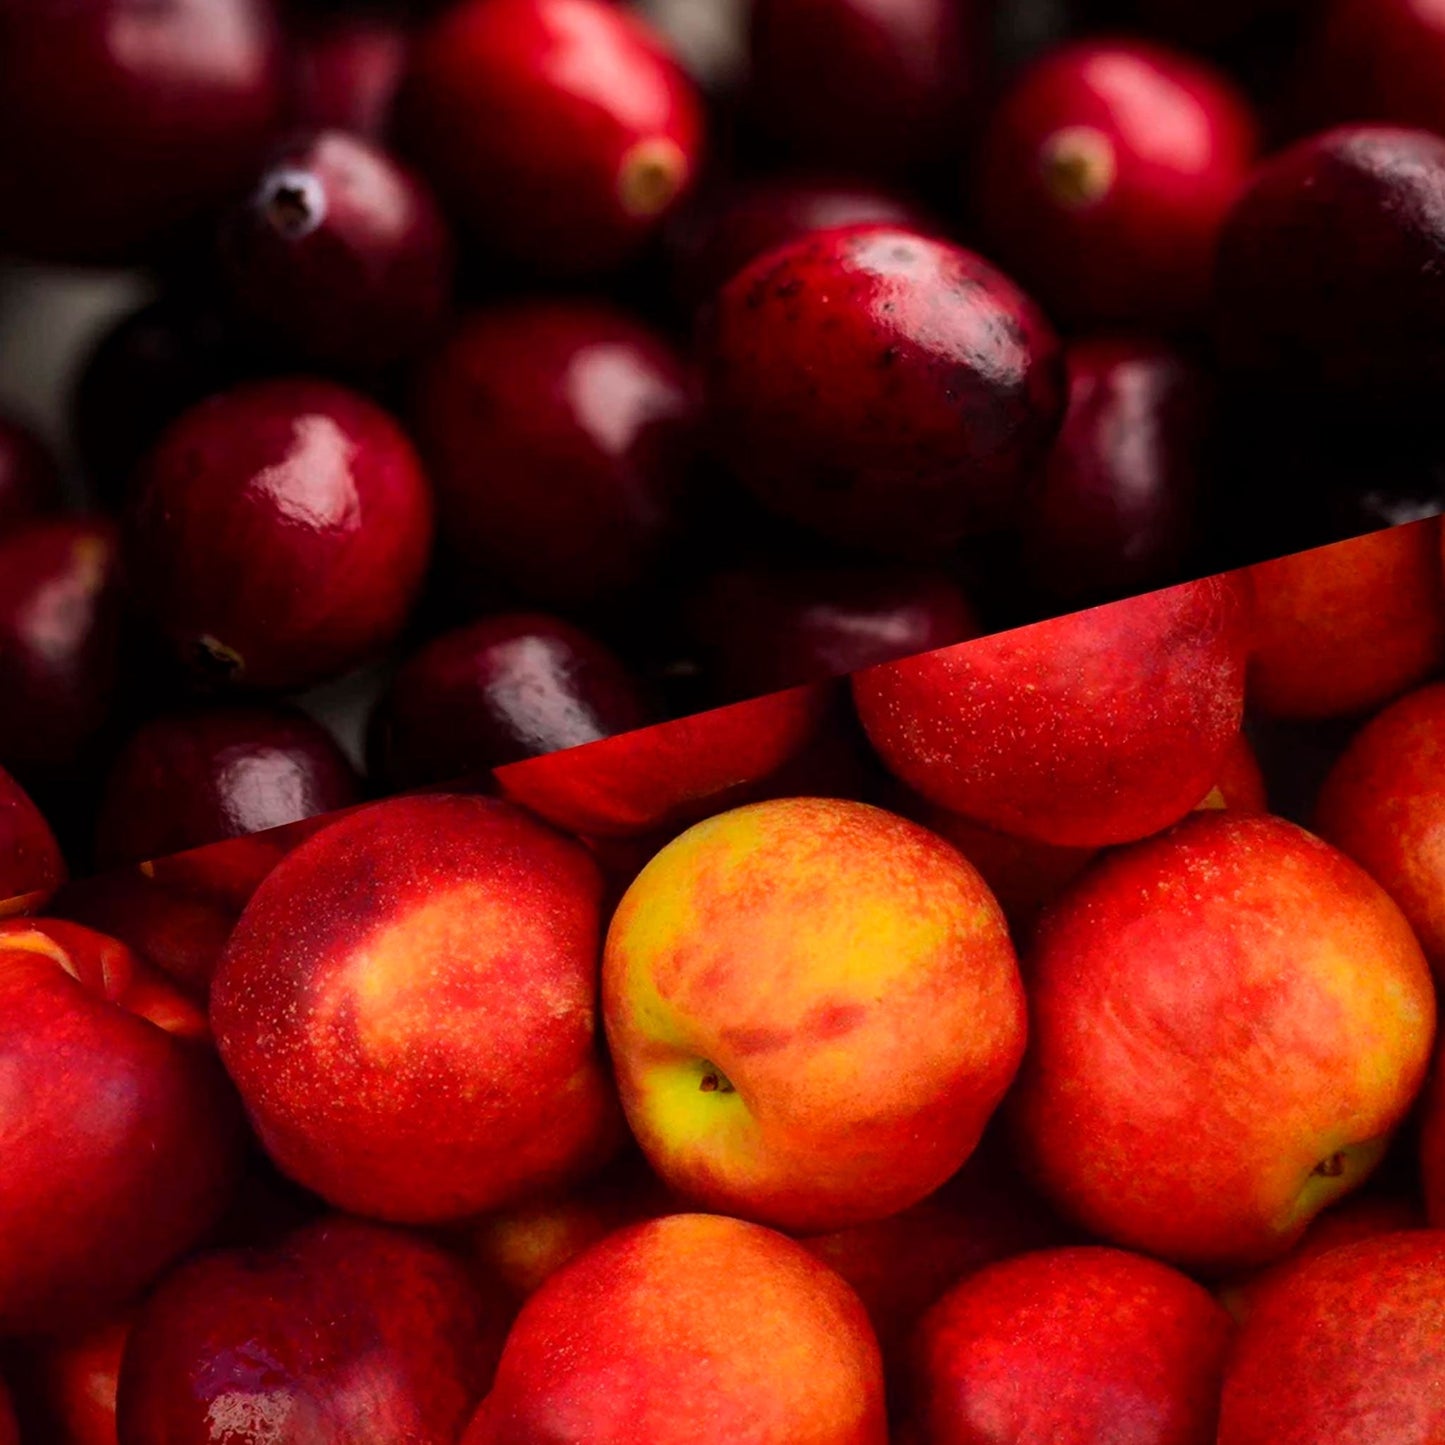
left=0, top=765, right=65, bottom=917
left=0, top=414, right=59, bottom=540
left=1214, top=125, right=1445, bottom=423
left=368, top=614, right=654, bottom=791
left=748, top=0, right=980, bottom=178
left=221, top=130, right=454, bottom=373
left=397, top=0, right=705, bottom=276
left=94, top=705, right=360, bottom=868
left=1022, top=337, right=1209, bottom=604
left=978, top=40, right=1258, bottom=330
left=0, top=518, right=123, bottom=774
left=668, top=174, right=933, bottom=314
left=705, top=224, right=1065, bottom=554
left=125, top=378, right=434, bottom=692
left=687, top=563, right=980, bottom=701
left=0, top=0, right=284, bottom=263
left=287, top=12, right=408, bottom=138
left=413, top=302, right=699, bottom=608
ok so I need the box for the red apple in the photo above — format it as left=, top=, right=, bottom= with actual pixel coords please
left=116, top=1216, right=510, bottom=1444
left=1217, top=1232, right=1445, bottom=1444
left=1248, top=519, right=1445, bottom=719
left=905, top=1247, right=1234, bottom=1445
left=603, top=797, right=1026, bottom=1232
left=21, top=1312, right=129, bottom=1445
left=0, top=764, right=64, bottom=917
left=211, top=794, right=623, bottom=1222
left=854, top=573, right=1251, bottom=847
left=0, top=918, right=245, bottom=1334
left=462, top=1213, right=888, bottom=1444
left=1013, top=812, right=1437, bottom=1272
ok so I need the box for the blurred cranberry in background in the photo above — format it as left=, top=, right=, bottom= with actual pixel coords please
left=0, top=0, right=285, bottom=263
left=286, top=10, right=409, bottom=138
left=220, top=130, right=454, bottom=372
left=0, top=413, right=60, bottom=541
left=368, top=613, right=654, bottom=791
left=397, top=0, right=705, bottom=276
left=978, top=39, right=1258, bottom=330
left=0, top=765, right=66, bottom=917
left=1022, top=337, right=1209, bottom=604
left=412, top=301, right=699, bottom=610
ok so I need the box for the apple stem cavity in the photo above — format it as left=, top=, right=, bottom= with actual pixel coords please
left=1313, top=1152, right=1347, bottom=1178
left=698, top=1064, right=735, bottom=1095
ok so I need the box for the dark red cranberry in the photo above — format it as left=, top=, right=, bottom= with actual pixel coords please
left=0, top=766, right=65, bottom=917
left=71, top=295, right=264, bottom=507
left=667, top=174, right=934, bottom=314
left=93, top=705, right=360, bottom=868
left=1213, top=125, right=1445, bottom=424
left=1293, top=0, right=1445, bottom=138
left=0, top=518, right=124, bottom=774
left=0, top=0, right=284, bottom=263
left=747, top=0, right=980, bottom=178
left=1021, top=337, right=1209, bottom=604
left=412, top=302, right=699, bottom=608
left=220, top=130, right=454, bottom=372
left=703, top=225, right=1065, bottom=554
left=125, top=379, right=434, bottom=692
left=367, top=613, right=654, bottom=791
left=287, top=12, right=408, bottom=138
left=0, top=413, right=59, bottom=540
left=977, top=40, right=1258, bottom=330
left=687, top=563, right=980, bottom=701
left=397, top=0, right=705, bottom=276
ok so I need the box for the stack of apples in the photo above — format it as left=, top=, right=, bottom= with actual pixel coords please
left=4, top=519, right=1445, bottom=1442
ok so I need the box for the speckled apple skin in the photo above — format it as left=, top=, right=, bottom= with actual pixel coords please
left=603, top=797, right=1026, bottom=1233
left=211, top=794, right=624, bottom=1222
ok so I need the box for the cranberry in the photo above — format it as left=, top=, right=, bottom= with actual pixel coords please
left=1293, top=0, right=1445, bottom=139
left=0, top=766, right=65, bottom=918
left=667, top=174, right=934, bottom=314
left=703, top=224, right=1065, bottom=554
left=397, top=0, right=705, bottom=276
left=1021, top=337, right=1209, bottom=604
left=747, top=0, right=980, bottom=178
left=125, top=378, right=434, bottom=692
left=93, top=705, right=360, bottom=868
left=412, top=301, right=699, bottom=608
left=286, top=11, right=408, bottom=139
left=0, top=518, right=123, bottom=774
left=686, top=563, right=980, bottom=701
left=220, top=130, right=454, bottom=372
left=1213, top=125, right=1445, bottom=424
left=0, top=413, right=59, bottom=540
left=0, top=0, right=284, bottom=263
left=977, top=40, right=1258, bottom=330
left=368, top=613, right=654, bottom=791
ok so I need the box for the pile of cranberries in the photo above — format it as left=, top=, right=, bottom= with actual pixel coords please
left=2, top=0, right=1445, bottom=877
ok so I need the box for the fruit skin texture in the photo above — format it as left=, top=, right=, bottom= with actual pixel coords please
left=94, top=705, right=360, bottom=868
left=397, top=0, right=703, bottom=276
left=220, top=129, right=454, bottom=372
left=0, top=918, right=245, bottom=1334
left=1316, top=682, right=1445, bottom=975
left=0, top=0, right=284, bottom=263
left=1247, top=519, right=1445, bottom=719
left=462, top=1213, right=888, bottom=1445
left=1213, top=125, right=1445, bottom=421
left=211, top=794, right=622, bottom=1223
left=1012, top=812, right=1437, bottom=1273
left=979, top=40, right=1257, bottom=329
left=116, top=1216, right=509, bottom=1445
left=1216, top=1232, right=1445, bottom=1445
left=853, top=573, right=1251, bottom=848
left=126, top=378, right=434, bottom=691
left=368, top=613, right=652, bottom=792
left=603, top=797, right=1026, bottom=1233
left=0, top=765, right=65, bottom=917
left=413, top=301, right=698, bottom=608
left=0, top=413, right=59, bottom=540
left=705, top=225, right=1065, bottom=554
left=905, top=1247, right=1233, bottom=1445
